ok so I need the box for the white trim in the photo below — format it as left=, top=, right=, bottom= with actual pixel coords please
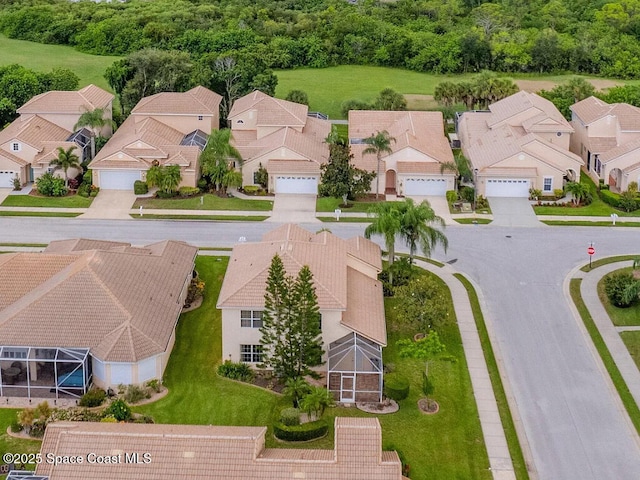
left=543, top=176, right=553, bottom=192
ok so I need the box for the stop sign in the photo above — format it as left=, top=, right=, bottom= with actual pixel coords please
left=588, top=246, right=595, bottom=255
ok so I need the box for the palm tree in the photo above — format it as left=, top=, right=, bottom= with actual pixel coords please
left=365, top=202, right=402, bottom=283
left=363, top=130, right=395, bottom=199
left=399, top=198, right=448, bottom=262
left=160, top=165, right=182, bottom=194
left=74, top=108, right=115, bottom=159
left=200, top=129, right=242, bottom=191
left=565, top=181, right=588, bottom=206
left=283, top=377, right=311, bottom=408
left=49, top=146, right=81, bottom=187
left=440, top=153, right=473, bottom=188
left=221, top=169, right=242, bottom=194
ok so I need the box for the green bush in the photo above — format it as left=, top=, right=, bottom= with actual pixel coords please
left=179, top=186, right=200, bottom=197
left=384, top=373, right=410, bottom=401
left=146, top=379, right=161, bottom=393
left=156, top=190, right=177, bottom=198
left=280, top=407, right=301, bottom=426
left=604, top=272, right=638, bottom=308
left=243, top=185, right=260, bottom=194
left=36, top=172, right=68, bottom=197
left=445, top=190, right=458, bottom=204
left=618, top=191, right=639, bottom=212
left=600, top=189, right=620, bottom=208
left=273, top=419, right=328, bottom=442
left=10, top=420, right=23, bottom=433
left=89, top=190, right=98, bottom=197
left=123, top=384, right=150, bottom=404
left=460, top=186, right=475, bottom=203
left=104, top=399, right=131, bottom=421
left=134, top=180, right=148, bottom=195
left=79, top=388, right=106, bottom=407
left=197, top=178, right=208, bottom=192
left=554, top=189, right=564, bottom=199
left=83, top=170, right=92, bottom=185
left=217, top=360, right=254, bottom=382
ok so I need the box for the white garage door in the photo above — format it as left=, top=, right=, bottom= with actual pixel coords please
left=275, top=176, right=318, bottom=194
left=486, top=179, right=530, bottom=197
left=0, top=170, right=16, bottom=188
left=405, top=177, right=447, bottom=196
left=100, top=170, right=141, bottom=190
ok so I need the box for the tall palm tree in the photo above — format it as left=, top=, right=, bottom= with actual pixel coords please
left=440, top=153, right=473, bottom=188
left=399, top=198, right=448, bottom=263
left=363, top=130, right=395, bottom=199
left=160, top=165, right=182, bottom=194
left=49, top=146, right=81, bottom=187
left=365, top=202, right=402, bottom=284
left=73, top=108, right=115, bottom=159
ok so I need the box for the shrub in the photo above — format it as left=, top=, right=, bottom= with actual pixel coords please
left=68, top=177, right=79, bottom=190
left=101, top=415, right=118, bottom=423
left=186, top=277, right=205, bottom=304
left=243, top=185, right=260, bottom=194
left=134, top=180, right=148, bottom=195
left=460, top=186, right=475, bottom=203
left=600, top=189, right=620, bottom=208
left=104, top=399, right=131, bottom=421
left=156, top=190, right=177, bottom=198
left=445, top=190, right=458, bottom=204
left=273, top=419, right=328, bottom=442
left=280, top=407, right=301, bottom=426
left=36, top=172, right=67, bottom=197
left=197, top=178, right=208, bottom=192
left=10, top=420, right=22, bottom=433
left=217, top=360, right=254, bottom=382
left=618, top=191, right=638, bottom=212
left=255, top=163, right=268, bottom=188
left=179, top=186, right=200, bottom=197
left=146, top=379, right=161, bottom=393
left=12, top=175, right=21, bottom=191
left=476, top=195, right=489, bottom=209
left=79, top=388, right=106, bottom=407
left=554, top=189, right=564, bottom=199
left=89, top=190, right=98, bottom=197
left=628, top=181, right=638, bottom=193
left=132, top=414, right=155, bottom=424
left=83, top=170, right=92, bottom=185
left=341, top=99, right=371, bottom=117
left=383, top=373, right=410, bottom=401
left=604, top=272, right=638, bottom=308
left=123, top=384, right=150, bottom=404
left=379, top=257, right=414, bottom=296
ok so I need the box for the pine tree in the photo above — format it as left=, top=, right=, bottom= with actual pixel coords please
left=292, top=266, right=324, bottom=377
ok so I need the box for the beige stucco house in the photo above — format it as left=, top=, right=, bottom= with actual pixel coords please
left=229, top=90, right=331, bottom=194
left=0, top=239, right=197, bottom=398
left=570, top=96, right=640, bottom=192
left=0, top=84, right=113, bottom=188
left=349, top=110, right=456, bottom=197
left=217, top=224, right=386, bottom=403
left=90, top=86, right=221, bottom=190
left=458, top=91, right=582, bottom=197
left=35, top=418, right=402, bottom=480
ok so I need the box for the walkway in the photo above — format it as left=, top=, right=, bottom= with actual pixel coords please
left=415, top=260, right=518, bottom=480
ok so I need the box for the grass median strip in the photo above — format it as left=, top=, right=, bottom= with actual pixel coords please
left=454, top=218, right=493, bottom=225
left=0, top=211, right=81, bottom=217
left=580, top=255, right=639, bottom=272
left=542, top=221, right=640, bottom=227
left=569, top=278, right=640, bottom=435
left=131, top=214, right=268, bottom=221
left=317, top=216, right=371, bottom=223
left=454, top=273, right=530, bottom=480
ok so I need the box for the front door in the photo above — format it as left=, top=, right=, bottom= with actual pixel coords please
left=340, top=374, right=355, bottom=403
left=385, top=170, right=397, bottom=194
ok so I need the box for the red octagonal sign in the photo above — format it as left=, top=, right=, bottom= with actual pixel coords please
left=588, top=246, right=595, bottom=255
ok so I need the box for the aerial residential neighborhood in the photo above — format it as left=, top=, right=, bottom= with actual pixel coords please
left=1, top=1, right=640, bottom=480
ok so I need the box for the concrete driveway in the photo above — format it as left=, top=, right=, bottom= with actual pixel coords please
left=407, top=195, right=453, bottom=225
left=80, top=190, right=136, bottom=219
left=0, top=188, right=11, bottom=205
left=268, top=194, right=319, bottom=223
left=488, top=197, right=542, bottom=227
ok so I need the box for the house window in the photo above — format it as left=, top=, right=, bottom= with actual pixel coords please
left=198, top=115, right=203, bottom=121
left=543, top=177, right=553, bottom=192
left=556, top=132, right=562, bottom=137
left=11, top=142, right=20, bottom=152
left=241, top=310, right=263, bottom=328
left=1, top=348, right=27, bottom=359
left=240, top=344, right=263, bottom=363
left=595, top=155, right=601, bottom=175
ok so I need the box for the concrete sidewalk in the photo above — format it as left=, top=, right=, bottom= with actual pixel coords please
left=414, top=260, right=520, bottom=480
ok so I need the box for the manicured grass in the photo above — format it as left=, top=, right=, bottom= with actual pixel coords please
left=580, top=255, right=639, bottom=272
left=133, top=195, right=273, bottom=211
left=454, top=218, right=493, bottom=225
left=318, top=216, right=371, bottom=223
left=198, top=247, right=233, bottom=251
left=1, top=194, right=92, bottom=208
left=316, top=196, right=388, bottom=213
left=454, top=274, right=530, bottom=480
left=132, top=214, right=268, bottom=221
left=0, top=34, right=119, bottom=90
left=543, top=221, right=640, bottom=227
left=395, top=252, right=445, bottom=268
left=569, top=278, right=640, bottom=435
left=620, top=331, right=640, bottom=372
left=597, top=267, right=640, bottom=327
left=0, top=408, right=41, bottom=474
left=0, top=243, right=47, bottom=247
left=0, top=211, right=81, bottom=217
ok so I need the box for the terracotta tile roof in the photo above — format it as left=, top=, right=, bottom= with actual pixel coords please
left=0, top=115, right=71, bottom=151
left=229, top=90, right=308, bottom=126
left=572, top=96, right=640, bottom=131
left=17, top=84, right=113, bottom=114
left=44, top=238, right=131, bottom=253
left=396, top=161, right=450, bottom=175
left=37, top=418, right=401, bottom=480
left=33, top=141, right=79, bottom=165
left=478, top=167, right=538, bottom=177
left=131, top=86, right=221, bottom=115
left=0, top=239, right=197, bottom=362
left=0, top=148, right=28, bottom=166
left=587, top=136, right=618, bottom=153
left=267, top=159, right=321, bottom=174
left=487, top=91, right=570, bottom=130
left=217, top=225, right=386, bottom=346
left=601, top=136, right=640, bottom=163
left=623, top=160, right=640, bottom=173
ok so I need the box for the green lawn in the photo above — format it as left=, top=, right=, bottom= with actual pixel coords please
left=318, top=216, right=372, bottom=223
left=0, top=34, right=120, bottom=90
left=621, top=331, right=640, bottom=372
left=133, top=195, right=273, bottom=211
left=580, top=255, right=640, bottom=272
left=1, top=194, right=92, bottom=208
left=0, top=409, right=41, bottom=475
left=454, top=218, right=493, bottom=225
left=132, top=214, right=268, bottom=221
left=316, top=196, right=391, bottom=213
left=543, top=221, right=640, bottom=227
left=597, top=267, right=640, bottom=327
left=0, top=212, right=81, bottom=217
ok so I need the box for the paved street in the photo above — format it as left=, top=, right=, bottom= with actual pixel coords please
left=1, top=218, right=640, bottom=479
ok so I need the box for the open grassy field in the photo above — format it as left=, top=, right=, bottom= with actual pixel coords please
left=0, top=34, right=119, bottom=90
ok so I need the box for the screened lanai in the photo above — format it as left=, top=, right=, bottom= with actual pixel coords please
left=0, top=346, right=91, bottom=399
left=327, top=333, right=383, bottom=403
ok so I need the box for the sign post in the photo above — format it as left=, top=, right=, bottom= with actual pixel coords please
left=587, top=243, right=595, bottom=269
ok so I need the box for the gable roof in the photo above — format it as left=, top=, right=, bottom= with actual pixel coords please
left=0, top=115, right=71, bottom=151
left=0, top=239, right=197, bottom=363
left=17, top=84, right=113, bottom=115
left=571, top=96, right=640, bottom=131
left=131, top=86, right=222, bottom=115
left=217, top=224, right=386, bottom=345
left=37, top=418, right=401, bottom=480
left=229, top=90, right=308, bottom=127
left=486, top=91, right=572, bottom=131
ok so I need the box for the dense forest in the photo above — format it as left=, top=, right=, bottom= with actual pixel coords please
left=1, top=0, right=640, bottom=79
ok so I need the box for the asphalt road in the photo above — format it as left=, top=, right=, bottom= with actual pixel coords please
left=2, top=217, right=640, bottom=480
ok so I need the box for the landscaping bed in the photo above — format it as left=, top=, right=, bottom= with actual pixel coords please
left=597, top=267, right=640, bottom=326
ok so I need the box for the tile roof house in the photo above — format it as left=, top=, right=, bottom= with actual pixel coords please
left=217, top=224, right=386, bottom=403
left=349, top=110, right=456, bottom=197
left=0, top=239, right=197, bottom=399
left=570, top=96, right=640, bottom=192
left=89, top=86, right=221, bottom=190
left=228, top=90, right=331, bottom=194
left=0, top=85, right=114, bottom=188
left=32, top=418, right=402, bottom=480
left=458, top=91, right=583, bottom=197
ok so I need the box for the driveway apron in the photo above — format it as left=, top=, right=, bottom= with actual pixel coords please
left=488, top=197, right=542, bottom=227
left=268, top=194, right=319, bottom=223
left=80, top=190, right=136, bottom=219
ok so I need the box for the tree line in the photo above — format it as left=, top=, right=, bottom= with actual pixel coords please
left=3, top=0, right=640, bottom=78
